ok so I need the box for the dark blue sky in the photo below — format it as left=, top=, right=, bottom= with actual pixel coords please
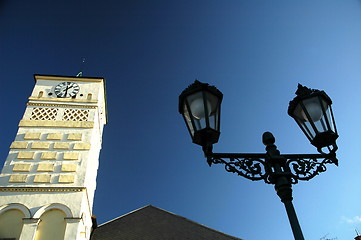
left=1, top=1, right=361, bottom=239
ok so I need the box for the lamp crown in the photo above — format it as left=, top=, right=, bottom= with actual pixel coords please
left=293, top=84, right=332, bottom=104
left=178, top=80, right=223, bottom=114
left=181, top=80, right=207, bottom=94
left=295, top=83, right=314, bottom=97
left=181, top=80, right=221, bottom=94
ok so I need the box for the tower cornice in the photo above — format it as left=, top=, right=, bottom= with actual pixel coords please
left=27, top=102, right=98, bottom=109
left=34, top=74, right=104, bottom=83
left=0, top=187, right=86, bottom=192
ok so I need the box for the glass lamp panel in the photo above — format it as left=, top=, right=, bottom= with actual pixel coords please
left=304, top=97, right=324, bottom=122
left=214, top=103, right=221, bottom=131
left=314, top=116, right=328, bottom=133
left=208, top=114, right=216, bottom=131
left=194, top=118, right=207, bottom=131
left=295, top=118, right=316, bottom=141
left=293, top=96, right=329, bottom=132
left=305, top=97, right=334, bottom=134
left=186, top=91, right=208, bottom=120
left=204, top=91, right=221, bottom=131
left=183, top=103, right=195, bottom=137
left=183, top=93, right=206, bottom=132
left=323, top=101, right=337, bottom=134
left=293, top=97, right=325, bottom=122
left=185, top=91, right=219, bottom=131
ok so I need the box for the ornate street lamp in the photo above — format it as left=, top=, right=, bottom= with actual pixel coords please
left=178, top=81, right=338, bottom=240
left=179, top=80, right=223, bottom=147
left=288, top=84, right=338, bottom=155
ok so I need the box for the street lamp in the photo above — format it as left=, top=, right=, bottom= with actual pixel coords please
left=288, top=84, right=338, bottom=155
left=178, top=80, right=223, bottom=147
left=178, top=81, right=338, bottom=240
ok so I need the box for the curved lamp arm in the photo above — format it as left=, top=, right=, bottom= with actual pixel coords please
left=204, top=132, right=338, bottom=185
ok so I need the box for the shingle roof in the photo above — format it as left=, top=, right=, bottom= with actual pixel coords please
left=91, top=205, right=243, bottom=240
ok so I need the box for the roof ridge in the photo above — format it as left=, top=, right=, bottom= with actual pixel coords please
left=147, top=206, right=243, bottom=240
left=96, top=205, right=152, bottom=227
left=96, top=205, right=243, bottom=239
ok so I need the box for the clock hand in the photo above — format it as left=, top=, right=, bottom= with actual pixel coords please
left=64, top=85, right=70, bottom=97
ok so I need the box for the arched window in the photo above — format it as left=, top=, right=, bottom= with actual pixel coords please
left=34, top=209, right=66, bottom=240
left=87, top=93, right=92, bottom=100
left=0, top=209, right=25, bottom=239
left=0, top=203, right=29, bottom=240
left=38, top=91, right=44, bottom=98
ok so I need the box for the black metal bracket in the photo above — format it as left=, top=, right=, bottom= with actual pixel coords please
left=202, top=132, right=338, bottom=185
left=207, top=152, right=337, bottom=184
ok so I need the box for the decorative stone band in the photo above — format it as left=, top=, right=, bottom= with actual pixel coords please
left=23, top=218, right=40, bottom=224
left=28, top=97, right=98, bottom=104
left=22, top=217, right=83, bottom=224
left=0, top=187, right=86, bottom=192
left=64, top=217, right=82, bottom=223
left=19, top=120, right=94, bottom=128
left=34, top=75, right=103, bottom=83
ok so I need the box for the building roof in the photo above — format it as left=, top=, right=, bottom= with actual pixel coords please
left=91, top=205, right=243, bottom=240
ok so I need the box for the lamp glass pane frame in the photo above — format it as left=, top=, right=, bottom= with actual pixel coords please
left=181, top=90, right=221, bottom=144
left=292, top=95, right=337, bottom=146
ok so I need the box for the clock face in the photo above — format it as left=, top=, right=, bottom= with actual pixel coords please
left=54, top=82, right=80, bottom=98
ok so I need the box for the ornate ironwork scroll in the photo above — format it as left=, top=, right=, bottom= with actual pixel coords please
left=211, top=156, right=268, bottom=181
left=208, top=152, right=337, bottom=184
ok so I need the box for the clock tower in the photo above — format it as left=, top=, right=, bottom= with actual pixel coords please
left=0, top=74, right=107, bottom=240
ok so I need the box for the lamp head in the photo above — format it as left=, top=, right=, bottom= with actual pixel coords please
left=288, top=84, right=338, bottom=153
left=179, top=80, right=223, bottom=147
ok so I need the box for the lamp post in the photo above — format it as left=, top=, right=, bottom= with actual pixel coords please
left=178, top=81, right=338, bottom=240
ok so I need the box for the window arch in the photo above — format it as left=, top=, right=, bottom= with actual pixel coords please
left=34, top=209, right=66, bottom=240
left=0, top=203, right=30, bottom=240
left=0, top=203, right=31, bottom=218
left=33, top=203, right=72, bottom=240
left=33, top=203, right=72, bottom=219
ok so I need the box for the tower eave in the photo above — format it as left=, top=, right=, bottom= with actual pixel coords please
left=33, top=74, right=108, bottom=124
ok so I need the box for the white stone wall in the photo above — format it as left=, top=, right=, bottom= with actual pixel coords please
left=0, top=75, right=106, bottom=240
